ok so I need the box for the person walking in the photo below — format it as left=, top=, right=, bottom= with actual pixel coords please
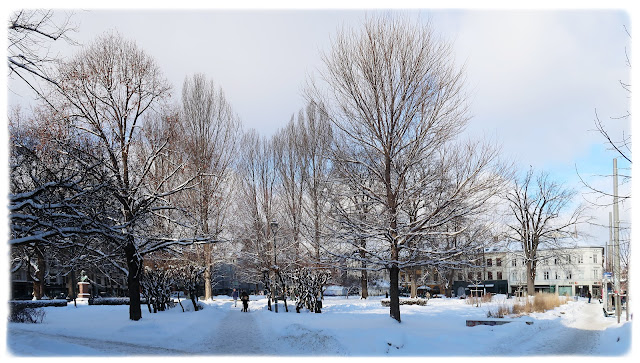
left=241, top=291, right=249, bottom=312
left=232, top=288, right=239, bottom=307
left=587, top=291, right=592, bottom=303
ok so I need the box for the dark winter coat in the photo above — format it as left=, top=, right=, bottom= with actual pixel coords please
left=241, top=292, right=249, bottom=302
left=232, top=290, right=239, bottom=299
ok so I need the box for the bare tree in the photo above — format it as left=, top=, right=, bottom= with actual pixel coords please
left=180, top=73, right=240, bottom=300
left=48, top=32, right=197, bottom=320
left=505, top=168, right=586, bottom=295
left=8, top=10, right=75, bottom=101
left=273, top=114, right=307, bottom=266
left=299, top=102, right=333, bottom=264
left=313, top=16, right=505, bottom=322
left=9, top=107, right=121, bottom=299
left=235, top=130, right=279, bottom=309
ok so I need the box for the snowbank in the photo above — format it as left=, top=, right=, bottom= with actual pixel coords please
left=6, top=294, right=632, bottom=356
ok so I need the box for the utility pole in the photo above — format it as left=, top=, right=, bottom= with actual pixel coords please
left=603, top=212, right=612, bottom=312
left=613, top=158, right=621, bottom=323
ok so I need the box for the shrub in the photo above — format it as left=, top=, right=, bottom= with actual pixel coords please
left=465, top=293, right=491, bottom=306
left=89, top=297, right=149, bottom=305
left=9, top=300, right=67, bottom=308
left=511, top=292, right=569, bottom=316
left=532, top=292, right=567, bottom=312
left=481, top=293, right=493, bottom=303
left=380, top=298, right=428, bottom=306
left=9, top=306, right=46, bottom=323
left=487, top=303, right=511, bottom=318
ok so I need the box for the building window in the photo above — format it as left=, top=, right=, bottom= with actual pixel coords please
left=468, top=272, right=473, bottom=281
left=543, top=271, right=549, bottom=280
left=496, top=258, right=502, bottom=267
left=486, top=258, right=492, bottom=267
left=555, top=271, right=560, bottom=280
left=497, top=272, right=503, bottom=280
left=592, top=253, right=598, bottom=264
left=593, top=269, right=599, bottom=279
left=512, top=259, right=517, bottom=267
left=477, top=272, right=482, bottom=280
left=577, top=255, right=584, bottom=264
left=487, top=271, right=493, bottom=280
left=511, top=272, right=517, bottom=281
left=458, top=273, right=463, bottom=281
left=554, top=258, right=558, bottom=265
left=567, top=271, right=572, bottom=280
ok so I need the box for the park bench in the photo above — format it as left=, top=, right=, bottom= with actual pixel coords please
left=466, top=318, right=533, bottom=327
left=603, top=308, right=614, bottom=317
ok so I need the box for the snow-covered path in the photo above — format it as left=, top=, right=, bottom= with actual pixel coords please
left=8, top=327, right=191, bottom=355
left=199, top=303, right=267, bottom=355
left=495, top=301, right=620, bottom=355
left=6, top=296, right=631, bottom=356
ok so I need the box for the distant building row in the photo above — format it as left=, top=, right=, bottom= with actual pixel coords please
left=400, top=246, right=605, bottom=298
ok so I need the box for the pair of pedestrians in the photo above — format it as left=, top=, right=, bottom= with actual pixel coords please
left=232, top=288, right=250, bottom=312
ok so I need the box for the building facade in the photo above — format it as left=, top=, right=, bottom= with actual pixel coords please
left=451, top=246, right=605, bottom=297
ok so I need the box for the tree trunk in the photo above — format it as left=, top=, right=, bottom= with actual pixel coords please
left=526, top=261, right=535, bottom=296
left=359, top=237, right=368, bottom=299
left=410, top=269, right=418, bottom=298
left=68, top=269, right=77, bottom=303
left=204, top=243, right=212, bottom=300
left=389, top=264, right=401, bottom=322
left=33, top=248, right=46, bottom=299
left=125, top=240, right=143, bottom=321
left=360, top=269, right=369, bottom=299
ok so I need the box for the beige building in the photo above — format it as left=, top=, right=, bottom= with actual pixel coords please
left=423, top=245, right=605, bottom=298
left=497, top=246, right=604, bottom=297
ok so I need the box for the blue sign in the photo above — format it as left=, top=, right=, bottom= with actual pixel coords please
left=603, top=272, right=612, bottom=279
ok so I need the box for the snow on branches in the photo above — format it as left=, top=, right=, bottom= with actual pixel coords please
left=140, top=266, right=173, bottom=313
left=289, top=268, right=329, bottom=313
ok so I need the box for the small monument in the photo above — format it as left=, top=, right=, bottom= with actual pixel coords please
left=77, top=270, right=91, bottom=301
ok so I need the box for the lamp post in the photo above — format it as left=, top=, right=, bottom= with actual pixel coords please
left=270, top=220, right=279, bottom=313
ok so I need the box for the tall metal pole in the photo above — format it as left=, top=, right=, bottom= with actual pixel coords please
left=603, top=212, right=612, bottom=312
left=613, top=159, right=621, bottom=323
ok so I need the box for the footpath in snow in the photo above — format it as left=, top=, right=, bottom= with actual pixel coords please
left=6, top=295, right=633, bottom=356
left=200, top=305, right=266, bottom=355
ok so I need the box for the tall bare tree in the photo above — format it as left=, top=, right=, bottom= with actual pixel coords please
left=180, top=73, right=240, bottom=300
left=49, top=32, right=196, bottom=320
left=314, top=16, right=506, bottom=322
left=299, top=102, right=333, bottom=264
left=505, top=168, right=586, bottom=295
left=235, top=130, right=279, bottom=308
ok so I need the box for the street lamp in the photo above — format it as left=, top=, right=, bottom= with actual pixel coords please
left=270, top=220, right=279, bottom=313
left=271, top=220, right=279, bottom=266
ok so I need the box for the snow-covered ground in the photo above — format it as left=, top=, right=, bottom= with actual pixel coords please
left=5, top=294, right=632, bottom=357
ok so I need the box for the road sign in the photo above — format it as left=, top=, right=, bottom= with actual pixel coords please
left=603, top=272, right=612, bottom=279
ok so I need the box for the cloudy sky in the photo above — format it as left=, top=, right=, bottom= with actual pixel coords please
left=5, top=5, right=633, bottom=246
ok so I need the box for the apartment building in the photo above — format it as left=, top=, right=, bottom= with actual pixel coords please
left=451, top=246, right=604, bottom=297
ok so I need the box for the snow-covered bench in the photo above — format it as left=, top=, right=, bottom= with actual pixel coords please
left=466, top=318, right=533, bottom=327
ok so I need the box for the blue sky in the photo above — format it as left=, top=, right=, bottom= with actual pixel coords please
left=4, top=5, right=633, bottom=246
